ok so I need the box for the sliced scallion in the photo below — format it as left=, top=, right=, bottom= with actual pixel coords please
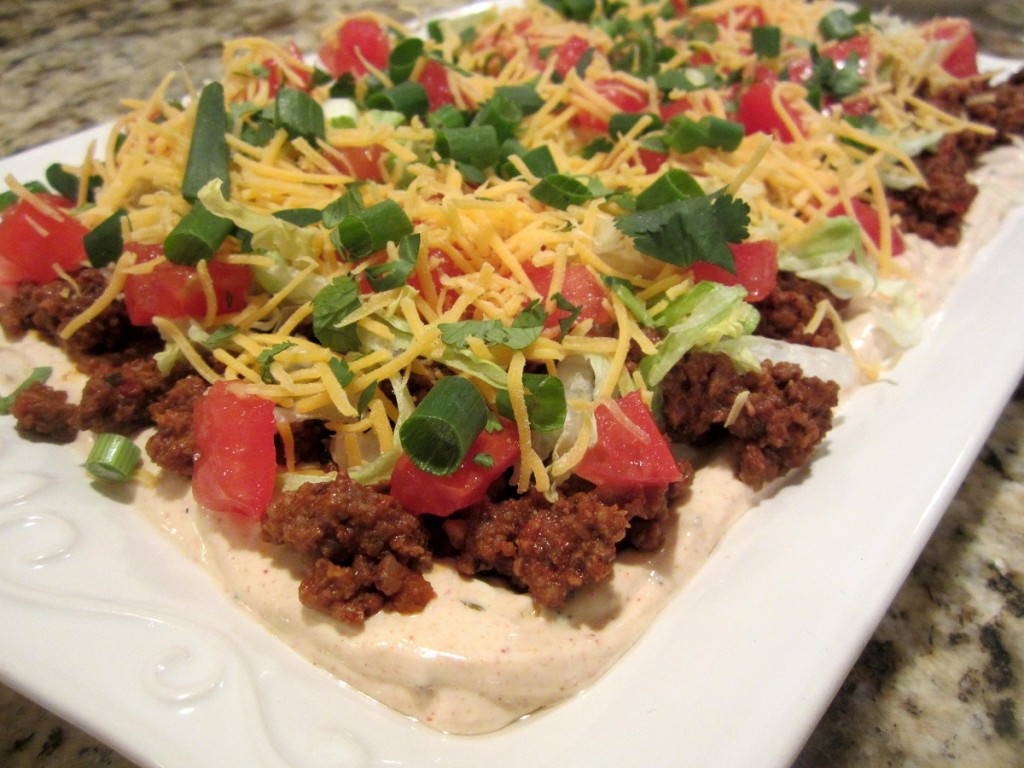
left=471, top=92, right=523, bottom=144
left=752, top=25, right=782, bottom=58
left=636, top=168, right=704, bottom=210
left=164, top=200, right=234, bottom=265
left=83, top=208, right=128, bottom=267
left=427, top=103, right=466, bottom=130
left=493, top=84, right=544, bottom=116
left=608, top=112, right=663, bottom=139
left=398, top=376, right=489, bottom=475
left=182, top=81, right=231, bottom=202
left=274, top=86, right=326, bottom=142
left=331, top=199, right=413, bottom=260
left=435, top=125, right=501, bottom=169
left=0, top=181, right=47, bottom=213
left=85, top=433, right=142, bottom=482
left=389, top=37, right=425, bottom=83
left=367, top=81, right=429, bottom=119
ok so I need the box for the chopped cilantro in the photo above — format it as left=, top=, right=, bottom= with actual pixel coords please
left=439, top=300, right=547, bottom=349
left=614, top=191, right=750, bottom=272
left=256, top=342, right=296, bottom=384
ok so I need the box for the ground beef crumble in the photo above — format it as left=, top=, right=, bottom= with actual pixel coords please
left=755, top=272, right=849, bottom=350
left=660, top=352, right=839, bottom=490
left=889, top=69, right=1024, bottom=246
left=261, top=474, right=435, bottom=624
left=10, top=381, right=79, bottom=444
left=146, top=375, right=209, bottom=476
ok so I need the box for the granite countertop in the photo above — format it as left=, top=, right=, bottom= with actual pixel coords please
left=1, top=2, right=1022, bottom=766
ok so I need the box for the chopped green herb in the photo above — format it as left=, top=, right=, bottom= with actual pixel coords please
left=312, top=275, right=362, bottom=353
left=495, top=372, right=567, bottom=432
left=256, top=342, right=296, bottom=384
left=752, top=25, right=782, bottom=58
left=615, top=190, right=749, bottom=272
left=531, top=173, right=595, bottom=210
left=329, top=357, right=355, bottom=387
left=439, top=300, right=547, bottom=350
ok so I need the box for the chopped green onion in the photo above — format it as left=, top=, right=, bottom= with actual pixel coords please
left=331, top=199, right=413, bottom=260
left=0, top=367, right=51, bottom=415
left=530, top=173, right=594, bottom=210
left=493, top=84, right=545, bottom=116
left=435, top=125, right=501, bottom=168
left=427, top=104, right=466, bottom=130
left=636, top=168, right=704, bottom=210
left=367, top=81, right=429, bottom=119
left=752, top=25, right=782, bottom=58
left=85, top=433, right=142, bottom=483
left=83, top=208, right=128, bottom=267
left=608, top=112, right=663, bottom=139
left=388, top=37, right=424, bottom=83
left=495, top=373, right=567, bottom=432
left=471, top=92, right=523, bottom=144
left=664, top=114, right=744, bottom=153
left=275, top=86, right=326, bottom=142
left=182, top=81, right=231, bottom=202
left=398, top=376, right=489, bottom=476
left=45, top=162, right=101, bottom=202
left=312, top=275, right=362, bottom=353
left=164, top=200, right=234, bottom=265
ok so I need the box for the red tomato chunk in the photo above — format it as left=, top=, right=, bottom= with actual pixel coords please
left=192, top=381, right=278, bottom=519
left=319, top=18, right=391, bottom=78
left=0, top=194, right=88, bottom=286
left=122, top=244, right=252, bottom=326
left=691, top=240, right=778, bottom=302
left=575, top=391, right=682, bottom=488
left=391, top=418, right=520, bottom=516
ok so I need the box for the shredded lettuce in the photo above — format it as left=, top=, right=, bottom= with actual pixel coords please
left=640, top=282, right=760, bottom=386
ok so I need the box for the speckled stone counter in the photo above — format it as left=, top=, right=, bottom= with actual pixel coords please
left=1, top=2, right=1022, bottom=766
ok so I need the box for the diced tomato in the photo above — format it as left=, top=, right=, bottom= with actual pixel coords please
left=575, top=391, right=682, bottom=488
left=523, top=261, right=612, bottom=330
left=408, top=247, right=460, bottom=311
left=319, top=17, right=391, bottom=79
left=192, top=381, right=278, bottom=519
left=552, top=35, right=591, bottom=79
left=716, top=5, right=767, bottom=31
left=122, top=243, right=253, bottom=326
left=922, top=18, right=979, bottom=78
left=0, top=194, right=88, bottom=285
left=390, top=418, right=520, bottom=516
left=262, top=43, right=313, bottom=96
left=736, top=80, right=801, bottom=142
left=828, top=199, right=905, bottom=256
left=417, top=58, right=455, bottom=111
left=659, top=98, right=692, bottom=123
left=573, top=78, right=648, bottom=132
left=330, top=144, right=385, bottom=182
left=690, top=239, right=778, bottom=302
left=636, top=148, right=668, bottom=173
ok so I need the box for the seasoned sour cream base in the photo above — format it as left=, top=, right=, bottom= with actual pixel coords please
left=2, top=143, right=1021, bottom=735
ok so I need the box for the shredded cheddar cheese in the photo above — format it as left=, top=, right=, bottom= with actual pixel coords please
left=19, top=0, right=999, bottom=498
